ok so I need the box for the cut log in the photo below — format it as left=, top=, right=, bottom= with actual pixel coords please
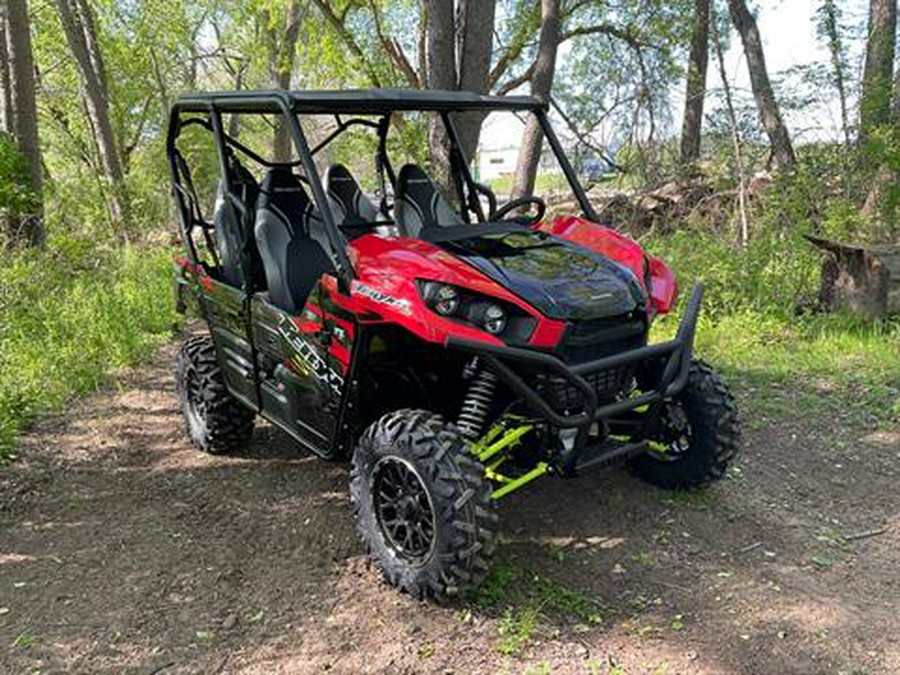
left=806, top=235, right=900, bottom=318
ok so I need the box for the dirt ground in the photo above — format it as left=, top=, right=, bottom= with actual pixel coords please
left=1, top=339, right=898, bottom=675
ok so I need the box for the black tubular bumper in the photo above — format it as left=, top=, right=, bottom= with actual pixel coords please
left=447, top=283, right=704, bottom=472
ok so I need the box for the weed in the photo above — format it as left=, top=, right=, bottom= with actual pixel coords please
left=472, top=552, right=605, bottom=655
left=660, top=488, right=714, bottom=511
left=10, top=630, right=35, bottom=649
left=0, top=241, right=176, bottom=461
left=497, top=605, right=540, bottom=655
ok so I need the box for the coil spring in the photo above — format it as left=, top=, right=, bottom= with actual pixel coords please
left=457, top=368, right=498, bottom=440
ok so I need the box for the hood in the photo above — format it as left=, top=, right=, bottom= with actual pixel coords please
left=437, top=229, right=647, bottom=321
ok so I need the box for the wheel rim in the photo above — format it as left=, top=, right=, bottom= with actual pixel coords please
left=183, top=365, right=208, bottom=443
left=372, top=457, right=436, bottom=564
left=647, top=400, right=692, bottom=462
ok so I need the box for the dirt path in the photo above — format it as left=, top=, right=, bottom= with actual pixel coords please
left=1, top=339, right=898, bottom=674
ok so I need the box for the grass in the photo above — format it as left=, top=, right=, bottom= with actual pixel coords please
left=646, top=229, right=900, bottom=426
left=471, top=553, right=604, bottom=656
left=0, top=239, right=177, bottom=461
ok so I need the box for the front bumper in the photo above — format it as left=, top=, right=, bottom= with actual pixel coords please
left=448, top=283, right=704, bottom=476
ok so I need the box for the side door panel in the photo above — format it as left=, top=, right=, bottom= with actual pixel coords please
left=197, top=276, right=259, bottom=410
left=252, top=280, right=354, bottom=456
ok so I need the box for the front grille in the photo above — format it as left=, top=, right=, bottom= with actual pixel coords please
left=546, top=312, right=647, bottom=412
left=559, top=313, right=647, bottom=365
left=549, top=365, right=634, bottom=412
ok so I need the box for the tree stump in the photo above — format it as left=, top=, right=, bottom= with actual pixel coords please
left=806, top=236, right=900, bottom=319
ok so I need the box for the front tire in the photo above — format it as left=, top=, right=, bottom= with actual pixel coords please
left=350, top=409, right=498, bottom=602
left=175, top=336, right=255, bottom=454
left=629, top=359, right=740, bottom=489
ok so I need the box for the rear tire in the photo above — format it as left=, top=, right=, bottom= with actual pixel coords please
left=175, top=336, right=255, bottom=454
left=629, top=359, right=740, bottom=489
left=350, top=409, right=498, bottom=602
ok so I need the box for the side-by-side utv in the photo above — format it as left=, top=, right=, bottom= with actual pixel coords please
left=168, top=89, right=740, bottom=601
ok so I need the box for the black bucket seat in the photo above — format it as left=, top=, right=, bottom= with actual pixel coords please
left=212, top=154, right=266, bottom=290
left=324, top=164, right=378, bottom=237
left=394, top=164, right=463, bottom=238
left=254, top=167, right=334, bottom=313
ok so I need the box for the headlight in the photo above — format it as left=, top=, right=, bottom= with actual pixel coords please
left=483, top=304, right=507, bottom=334
left=433, top=284, right=460, bottom=316
left=416, top=280, right=537, bottom=344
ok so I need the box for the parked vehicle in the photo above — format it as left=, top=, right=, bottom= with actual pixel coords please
left=168, top=89, right=740, bottom=601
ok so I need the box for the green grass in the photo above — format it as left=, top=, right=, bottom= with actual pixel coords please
left=485, top=172, right=572, bottom=197
left=471, top=553, right=604, bottom=655
left=646, top=229, right=900, bottom=426
left=0, top=239, right=177, bottom=461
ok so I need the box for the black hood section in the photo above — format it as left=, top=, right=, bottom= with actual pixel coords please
left=440, top=230, right=647, bottom=321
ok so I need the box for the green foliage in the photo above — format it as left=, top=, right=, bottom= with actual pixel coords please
left=0, top=240, right=177, bottom=461
left=646, top=225, right=900, bottom=427
left=472, top=554, right=604, bottom=655
left=0, top=133, right=37, bottom=218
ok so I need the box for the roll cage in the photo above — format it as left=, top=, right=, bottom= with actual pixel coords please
left=166, top=88, right=600, bottom=292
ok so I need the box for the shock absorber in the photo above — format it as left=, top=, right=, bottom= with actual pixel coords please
left=457, top=361, right=498, bottom=440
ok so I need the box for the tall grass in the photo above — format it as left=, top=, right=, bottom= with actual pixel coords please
left=0, top=240, right=176, bottom=460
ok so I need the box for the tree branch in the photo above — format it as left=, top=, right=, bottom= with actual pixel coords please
left=309, top=0, right=382, bottom=87
left=367, top=0, right=420, bottom=87
left=561, top=22, right=652, bottom=50
left=494, top=61, right=536, bottom=95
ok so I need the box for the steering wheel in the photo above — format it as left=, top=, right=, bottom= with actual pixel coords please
left=491, top=195, right=547, bottom=224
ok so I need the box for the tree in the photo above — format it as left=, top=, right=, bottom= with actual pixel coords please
left=4, top=0, right=43, bottom=246
left=264, top=1, right=303, bottom=162
left=511, top=0, right=561, bottom=199
left=0, top=3, right=11, bottom=134
left=56, top=0, right=129, bottom=229
left=816, top=0, right=851, bottom=147
left=727, top=0, right=795, bottom=170
left=680, top=0, right=710, bottom=165
left=859, top=0, right=896, bottom=141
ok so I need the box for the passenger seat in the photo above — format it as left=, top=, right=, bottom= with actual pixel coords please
left=323, top=163, right=380, bottom=239
left=393, top=164, right=463, bottom=238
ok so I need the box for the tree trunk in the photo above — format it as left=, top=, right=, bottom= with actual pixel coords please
left=268, top=1, right=302, bottom=163
left=859, top=0, right=896, bottom=141
left=712, top=7, right=749, bottom=245
left=817, top=0, right=851, bottom=147
left=454, top=0, right=496, bottom=165
left=0, top=4, right=12, bottom=135
left=679, top=0, right=710, bottom=166
left=5, top=0, right=43, bottom=246
left=727, top=0, right=795, bottom=170
left=424, top=0, right=457, bottom=192
left=56, top=0, right=129, bottom=229
left=512, top=0, right=560, bottom=199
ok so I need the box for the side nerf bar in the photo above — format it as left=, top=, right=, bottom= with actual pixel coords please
left=447, top=283, right=704, bottom=431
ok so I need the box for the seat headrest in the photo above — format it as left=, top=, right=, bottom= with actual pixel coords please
left=394, top=164, right=463, bottom=238
left=259, top=167, right=307, bottom=196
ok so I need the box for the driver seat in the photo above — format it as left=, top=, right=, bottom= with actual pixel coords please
left=394, top=164, right=463, bottom=238
left=254, top=167, right=334, bottom=313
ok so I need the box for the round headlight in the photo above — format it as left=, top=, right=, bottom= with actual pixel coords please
left=433, top=285, right=460, bottom=316
left=483, top=304, right=507, bottom=335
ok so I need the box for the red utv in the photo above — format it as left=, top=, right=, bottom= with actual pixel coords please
left=168, top=89, right=740, bottom=601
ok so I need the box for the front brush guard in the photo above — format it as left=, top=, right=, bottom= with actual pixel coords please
left=447, top=283, right=704, bottom=477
